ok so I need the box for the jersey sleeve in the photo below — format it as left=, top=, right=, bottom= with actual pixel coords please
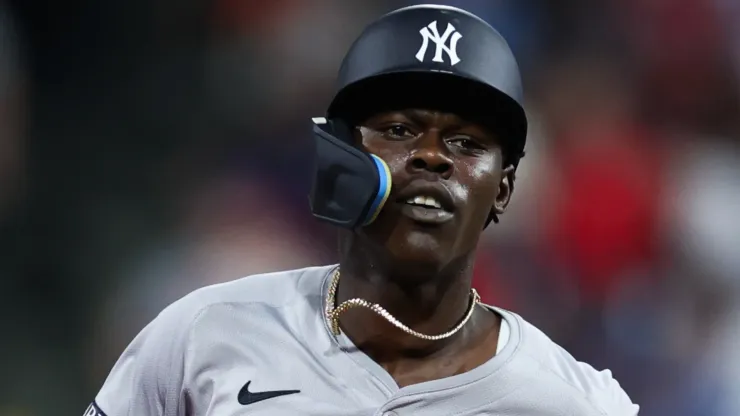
left=83, top=300, right=195, bottom=416
left=587, top=367, right=640, bottom=416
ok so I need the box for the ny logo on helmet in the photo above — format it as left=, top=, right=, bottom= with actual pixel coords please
left=415, top=21, right=462, bottom=66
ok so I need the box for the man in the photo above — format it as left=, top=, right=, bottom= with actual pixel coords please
left=85, top=5, right=638, bottom=415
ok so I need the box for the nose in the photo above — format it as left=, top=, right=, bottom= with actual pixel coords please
left=407, top=132, right=454, bottom=179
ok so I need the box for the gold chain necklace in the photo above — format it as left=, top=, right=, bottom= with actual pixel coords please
left=325, top=268, right=481, bottom=340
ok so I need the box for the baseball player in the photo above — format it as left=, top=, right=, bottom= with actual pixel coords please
left=85, top=5, right=639, bottom=415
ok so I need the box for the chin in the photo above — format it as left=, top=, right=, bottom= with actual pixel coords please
left=385, top=231, right=451, bottom=274
left=359, top=213, right=461, bottom=275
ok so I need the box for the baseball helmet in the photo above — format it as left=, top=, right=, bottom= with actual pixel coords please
left=309, top=4, right=527, bottom=229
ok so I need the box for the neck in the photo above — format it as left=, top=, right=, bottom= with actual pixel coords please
left=334, top=246, right=478, bottom=358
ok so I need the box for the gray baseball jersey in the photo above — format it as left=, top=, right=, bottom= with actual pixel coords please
left=85, top=265, right=639, bottom=416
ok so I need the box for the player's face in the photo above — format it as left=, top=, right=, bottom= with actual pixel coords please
left=353, top=109, right=512, bottom=274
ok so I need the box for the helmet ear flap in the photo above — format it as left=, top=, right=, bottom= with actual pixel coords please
left=329, top=119, right=355, bottom=144
left=309, top=117, right=393, bottom=229
left=312, top=117, right=354, bottom=142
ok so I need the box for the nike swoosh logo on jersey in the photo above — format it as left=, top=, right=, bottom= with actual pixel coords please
left=238, top=381, right=300, bottom=405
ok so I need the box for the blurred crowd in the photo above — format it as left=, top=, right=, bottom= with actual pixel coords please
left=0, top=0, right=738, bottom=415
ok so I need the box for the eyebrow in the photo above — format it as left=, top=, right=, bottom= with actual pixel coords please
left=401, top=109, right=467, bottom=128
left=377, top=109, right=497, bottom=141
left=401, top=109, right=431, bottom=124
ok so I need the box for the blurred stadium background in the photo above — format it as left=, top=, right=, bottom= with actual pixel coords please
left=1, top=0, right=739, bottom=414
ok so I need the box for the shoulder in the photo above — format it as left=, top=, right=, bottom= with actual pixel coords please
left=502, top=310, right=639, bottom=416
left=156, top=264, right=335, bottom=330
left=91, top=265, right=336, bottom=415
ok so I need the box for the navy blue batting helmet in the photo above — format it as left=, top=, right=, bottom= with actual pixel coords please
left=310, top=4, right=527, bottom=229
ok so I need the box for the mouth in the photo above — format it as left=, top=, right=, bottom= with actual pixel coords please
left=395, top=183, right=456, bottom=225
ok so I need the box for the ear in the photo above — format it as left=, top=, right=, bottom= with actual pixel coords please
left=493, top=165, right=515, bottom=216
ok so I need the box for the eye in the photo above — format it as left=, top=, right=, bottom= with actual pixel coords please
left=382, top=124, right=416, bottom=140
left=447, top=136, right=485, bottom=153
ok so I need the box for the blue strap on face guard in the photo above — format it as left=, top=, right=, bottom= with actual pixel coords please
left=309, top=117, right=393, bottom=229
